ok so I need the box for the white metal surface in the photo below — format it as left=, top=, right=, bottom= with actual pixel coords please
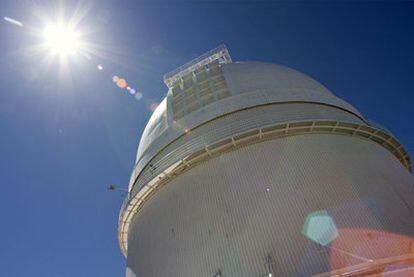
left=125, top=134, right=414, bottom=276
left=119, top=117, right=412, bottom=256
left=120, top=51, right=414, bottom=276
left=135, top=62, right=363, bottom=168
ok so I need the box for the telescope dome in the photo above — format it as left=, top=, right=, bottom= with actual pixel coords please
left=136, top=61, right=361, bottom=163
left=120, top=47, right=412, bottom=277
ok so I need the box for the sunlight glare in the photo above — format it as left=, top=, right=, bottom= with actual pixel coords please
left=43, top=23, right=80, bottom=56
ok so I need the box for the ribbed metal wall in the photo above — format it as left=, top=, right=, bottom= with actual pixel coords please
left=134, top=62, right=362, bottom=169
left=122, top=61, right=414, bottom=276
left=130, top=102, right=364, bottom=196
left=126, top=134, right=414, bottom=277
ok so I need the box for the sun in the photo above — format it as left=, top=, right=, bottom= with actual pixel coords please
left=43, top=22, right=80, bottom=56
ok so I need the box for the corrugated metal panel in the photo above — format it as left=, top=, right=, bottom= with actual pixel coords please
left=130, top=103, right=364, bottom=195
left=120, top=118, right=411, bottom=257
left=135, top=62, right=364, bottom=165
left=126, top=135, right=414, bottom=277
left=122, top=60, right=413, bottom=277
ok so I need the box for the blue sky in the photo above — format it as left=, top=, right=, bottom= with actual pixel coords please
left=0, top=1, right=413, bottom=276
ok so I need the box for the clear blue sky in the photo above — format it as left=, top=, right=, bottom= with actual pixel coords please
left=0, top=1, right=413, bottom=276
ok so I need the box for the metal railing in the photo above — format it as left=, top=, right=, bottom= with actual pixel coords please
left=366, top=119, right=394, bottom=137
left=118, top=117, right=411, bottom=256
left=163, top=44, right=232, bottom=88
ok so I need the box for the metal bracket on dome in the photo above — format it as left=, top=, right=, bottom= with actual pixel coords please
left=163, top=44, right=232, bottom=88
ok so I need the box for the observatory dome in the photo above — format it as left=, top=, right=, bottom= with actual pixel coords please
left=120, top=47, right=413, bottom=276
left=136, top=62, right=362, bottom=164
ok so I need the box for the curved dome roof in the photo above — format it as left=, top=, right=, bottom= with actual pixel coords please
left=136, top=62, right=362, bottom=163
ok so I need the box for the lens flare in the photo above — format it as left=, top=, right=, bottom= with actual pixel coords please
left=116, top=79, right=127, bottom=89
left=112, top=75, right=119, bottom=83
left=4, top=16, right=23, bottom=27
left=148, top=102, right=159, bottom=112
left=43, top=23, right=80, bottom=56
left=135, top=92, right=143, bottom=100
left=302, top=210, right=338, bottom=246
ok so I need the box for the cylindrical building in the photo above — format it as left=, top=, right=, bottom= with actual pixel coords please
left=119, top=46, right=414, bottom=276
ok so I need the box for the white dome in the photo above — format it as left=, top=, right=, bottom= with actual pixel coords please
left=135, top=62, right=361, bottom=164
left=120, top=54, right=413, bottom=274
